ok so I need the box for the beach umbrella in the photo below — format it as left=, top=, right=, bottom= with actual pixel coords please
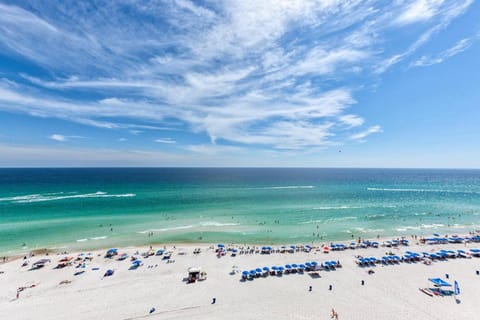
left=256, top=268, right=262, bottom=273
left=428, top=278, right=451, bottom=287
left=263, top=267, right=270, bottom=271
left=272, top=266, right=278, bottom=271
left=104, top=269, right=114, bottom=277
left=292, top=263, right=298, bottom=268
left=242, top=271, right=249, bottom=276
left=217, top=244, right=225, bottom=248
left=311, top=261, right=318, bottom=266
left=454, top=281, right=460, bottom=295
left=305, top=262, right=312, bottom=267
left=278, top=266, right=285, bottom=272
left=249, top=270, right=256, bottom=275
left=285, top=264, right=292, bottom=269
left=33, top=259, right=51, bottom=266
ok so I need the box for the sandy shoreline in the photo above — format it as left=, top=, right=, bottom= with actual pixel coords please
left=1, top=235, right=480, bottom=320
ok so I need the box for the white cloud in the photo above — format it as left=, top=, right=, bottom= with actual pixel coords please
left=395, top=0, right=445, bottom=25
left=350, top=125, right=383, bottom=140
left=377, top=0, right=473, bottom=73
left=49, top=134, right=67, bottom=142
left=412, top=36, right=476, bottom=67
left=48, top=134, right=84, bottom=142
left=339, top=114, right=365, bottom=128
left=155, top=138, right=176, bottom=144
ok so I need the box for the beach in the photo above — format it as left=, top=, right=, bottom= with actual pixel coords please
left=1, top=238, right=480, bottom=320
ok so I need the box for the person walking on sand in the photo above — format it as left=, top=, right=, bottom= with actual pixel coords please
left=331, top=308, right=339, bottom=319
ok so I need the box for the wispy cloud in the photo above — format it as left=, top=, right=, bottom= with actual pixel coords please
left=376, top=0, right=473, bottom=73
left=49, top=134, right=83, bottom=142
left=412, top=35, right=478, bottom=67
left=0, top=0, right=475, bottom=154
left=155, top=138, right=176, bottom=144
left=394, top=0, right=445, bottom=25
left=49, top=134, right=67, bottom=142
left=350, top=125, right=383, bottom=140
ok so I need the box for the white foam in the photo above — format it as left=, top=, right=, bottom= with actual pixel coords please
left=366, top=214, right=386, bottom=219
left=420, top=223, right=445, bottom=229
left=91, top=236, right=107, bottom=240
left=138, top=225, right=194, bottom=234
left=257, top=185, right=314, bottom=190
left=367, top=187, right=479, bottom=194
left=199, top=222, right=240, bottom=227
left=76, top=238, right=88, bottom=242
left=394, top=226, right=421, bottom=232
left=298, top=216, right=358, bottom=225
left=353, top=227, right=385, bottom=233
left=2, top=191, right=136, bottom=203
left=313, top=206, right=362, bottom=210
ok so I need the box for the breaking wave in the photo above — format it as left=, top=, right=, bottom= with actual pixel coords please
left=0, top=191, right=136, bottom=203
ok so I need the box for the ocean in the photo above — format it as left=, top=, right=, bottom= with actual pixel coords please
left=1, top=168, right=480, bottom=255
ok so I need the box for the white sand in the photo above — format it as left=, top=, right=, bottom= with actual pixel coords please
left=1, top=241, right=480, bottom=320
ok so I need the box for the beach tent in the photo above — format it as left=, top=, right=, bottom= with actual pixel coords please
left=188, top=266, right=204, bottom=282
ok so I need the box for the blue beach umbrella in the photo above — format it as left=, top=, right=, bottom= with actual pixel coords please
left=242, top=271, right=249, bottom=276
left=272, top=266, right=278, bottom=271
left=292, top=264, right=298, bottom=268
left=454, top=281, right=460, bottom=295
left=217, top=244, right=225, bottom=248
left=429, top=278, right=452, bottom=287
left=311, top=261, right=318, bottom=266
left=263, top=267, right=270, bottom=271
left=256, top=268, right=262, bottom=273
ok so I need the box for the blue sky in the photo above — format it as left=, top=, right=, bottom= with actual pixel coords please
left=0, top=0, right=479, bottom=167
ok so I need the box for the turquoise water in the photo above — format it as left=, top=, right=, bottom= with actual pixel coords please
left=1, top=168, right=480, bottom=255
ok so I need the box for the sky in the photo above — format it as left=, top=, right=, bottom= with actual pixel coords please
left=0, top=0, right=479, bottom=168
